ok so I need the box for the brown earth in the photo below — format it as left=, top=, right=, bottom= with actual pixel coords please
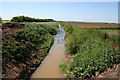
left=64, top=55, right=120, bottom=79
left=103, top=30, right=119, bottom=36
left=2, top=49, right=47, bottom=79
left=2, top=23, right=48, bottom=79
left=2, top=23, right=120, bottom=79
left=2, top=23, right=24, bottom=36
left=64, top=22, right=119, bottom=36
left=97, top=64, right=120, bottom=78
left=64, top=22, right=118, bottom=28
left=63, top=22, right=120, bottom=79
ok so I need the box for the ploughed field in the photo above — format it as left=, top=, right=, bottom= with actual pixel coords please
left=64, top=22, right=118, bottom=28
left=64, top=22, right=119, bottom=36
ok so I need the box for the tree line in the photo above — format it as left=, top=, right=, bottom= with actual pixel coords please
left=11, top=16, right=56, bottom=22
left=0, top=17, right=2, bottom=23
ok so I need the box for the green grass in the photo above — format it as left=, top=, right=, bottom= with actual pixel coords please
left=60, top=22, right=120, bottom=79
left=37, top=22, right=59, bottom=35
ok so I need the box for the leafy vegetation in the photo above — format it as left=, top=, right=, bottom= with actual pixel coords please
left=0, top=17, right=2, bottom=29
left=2, top=22, right=59, bottom=63
left=37, top=22, right=59, bottom=35
left=2, top=22, right=59, bottom=79
left=11, top=16, right=56, bottom=22
left=60, top=22, right=120, bottom=79
left=0, top=17, right=2, bottom=23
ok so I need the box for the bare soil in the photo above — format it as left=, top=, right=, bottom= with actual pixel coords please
left=2, top=23, right=48, bottom=79
left=103, top=30, right=119, bottom=36
left=65, top=22, right=120, bottom=36
left=2, top=23, right=24, bottom=36
left=97, top=64, right=120, bottom=78
left=64, top=22, right=118, bottom=28
left=63, top=55, right=120, bottom=79
left=2, top=49, right=47, bottom=79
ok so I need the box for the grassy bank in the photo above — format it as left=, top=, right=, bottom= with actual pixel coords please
left=60, top=22, right=120, bottom=79
left=2, top=22, right=59, bottom=79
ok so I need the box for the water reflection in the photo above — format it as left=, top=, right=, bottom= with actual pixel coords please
left=54, top=24, right=65, bottom=44
left=31, top=24, right=66, bottom=78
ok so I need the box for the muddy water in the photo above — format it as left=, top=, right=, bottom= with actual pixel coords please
left=31, top=24, right=66, bottom=78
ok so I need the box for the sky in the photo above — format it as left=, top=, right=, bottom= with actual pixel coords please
left=1, top=2, right=118, bottom=23
left=0, top=0, right=119, bottom=2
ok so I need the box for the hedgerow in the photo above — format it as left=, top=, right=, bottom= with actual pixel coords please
left=11, top=16, right=55, bottom=22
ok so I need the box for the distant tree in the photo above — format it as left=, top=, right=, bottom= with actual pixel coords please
left=0, top=17, right=2, bottom=23
left=11, top=16, right=56, bottom=22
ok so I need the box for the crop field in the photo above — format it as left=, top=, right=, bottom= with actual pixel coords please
left=1, top=1, right=120, bottom=79
left=2, top=21, right=10, bottom=23
left=60, top=22, right=120, bottom=79
left=2, top=21, right=120, bottom=79
left=64, top=22, right=118, bottom=28
left=2, top=22, right=59, bottom=78
left=64, top=22, right=120, bottom=36
left=1, top=15, right=120, bottom=79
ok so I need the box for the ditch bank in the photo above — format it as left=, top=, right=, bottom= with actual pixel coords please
left=2, top=23, right=59, bottom=79
left=31, top=24, right=66, bottom=78
left=60, top=22, right=120, bottom=79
